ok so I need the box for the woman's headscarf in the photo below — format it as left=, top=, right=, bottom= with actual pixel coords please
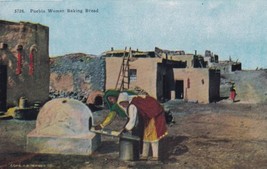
left=103, top=90, right=120, bottom=109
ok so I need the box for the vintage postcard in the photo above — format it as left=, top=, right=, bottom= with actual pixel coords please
left=0, top=0, right=267, bottom=168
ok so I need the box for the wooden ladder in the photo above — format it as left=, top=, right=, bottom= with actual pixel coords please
left=115, top=47, right=131, bottom=91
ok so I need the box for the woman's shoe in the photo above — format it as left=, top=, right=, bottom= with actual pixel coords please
left=139, top=156, right=148, bottom=161
left=150, top=157, right=159, bottom=161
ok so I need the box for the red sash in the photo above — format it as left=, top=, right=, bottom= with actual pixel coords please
left=29, top=52, right=34, bottom=75
left=16, top=52, right=22, bottom=75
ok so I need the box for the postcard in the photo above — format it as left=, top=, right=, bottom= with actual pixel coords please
left=0, top=1, right=267, bottom=168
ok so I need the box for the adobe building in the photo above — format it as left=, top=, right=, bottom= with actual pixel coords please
left=104, top=49, right=158, bottom=96
left=0, top=20, right=50, bottom=111
left=103, top=47, right=220, bottom=103
left=172, top=68, right=220, bottom=103
left=203, top=50, right=242, bottom=74
left=203, top=50, right=219, bottom=66
left=155, top=47, right=206, bottom=68
left=216, top=60, right=242, bottom=74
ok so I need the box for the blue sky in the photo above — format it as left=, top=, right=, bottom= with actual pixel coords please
left=1, top=0, right=267, bottom=69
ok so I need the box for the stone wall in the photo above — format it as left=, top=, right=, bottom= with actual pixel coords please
left=0, top=20, right=49, bottom=107
left=49, top=53, right=105, bottom=101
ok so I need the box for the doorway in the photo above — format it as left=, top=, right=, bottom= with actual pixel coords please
left=175, top=80, right=184, bottom=99
left=162, top=75, right=171, bottom=100
left=0, top=65, right=7, bottom=112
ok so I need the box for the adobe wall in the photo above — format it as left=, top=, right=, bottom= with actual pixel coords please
left=215, top=61, right=242, bottom=74
left=173, top=68, right=210, bottom=103
left=105, top=57, right=161, bottom=98
left=0, top=20, right=49, bottom=106
left=160, top=53, right=194, bottom=68
left=169, top=54, right=194, bottom=68
left=105, top=57, right=122, bottom=90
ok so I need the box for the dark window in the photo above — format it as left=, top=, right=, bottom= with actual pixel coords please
left=129, top=69, right=137, bottom=82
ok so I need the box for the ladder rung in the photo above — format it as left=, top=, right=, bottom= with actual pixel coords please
left=115, top=48, right=131, bottom=90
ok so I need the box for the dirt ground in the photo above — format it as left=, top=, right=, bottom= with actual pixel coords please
left=1, top=100, right=267, bottom=169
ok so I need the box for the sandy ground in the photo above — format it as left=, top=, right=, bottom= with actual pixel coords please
left=0, top=100, right=267, bottom=169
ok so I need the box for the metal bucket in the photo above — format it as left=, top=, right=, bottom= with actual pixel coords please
left=119, top=137, right=140, bottom=161
left=33, top=102, right=41, bottom=108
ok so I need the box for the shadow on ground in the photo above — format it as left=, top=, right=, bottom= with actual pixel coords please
left=160, top=135, right=189, bottom=162
left=95, top=141, right=119, bottom=154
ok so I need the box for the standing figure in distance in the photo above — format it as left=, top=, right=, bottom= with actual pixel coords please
left=229, top=83, right=237, bottom=103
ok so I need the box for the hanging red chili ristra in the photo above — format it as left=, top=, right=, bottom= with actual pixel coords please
left=29, top=51, right=34, bottom=75
left=16, top=50, right=22, bottom=75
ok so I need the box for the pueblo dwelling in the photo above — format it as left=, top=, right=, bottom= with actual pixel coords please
left=0, top=20, right=50, bottom=111
left=204, top=50, right=242, bottom=74
left=103, top=47, right=220, bottom=104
